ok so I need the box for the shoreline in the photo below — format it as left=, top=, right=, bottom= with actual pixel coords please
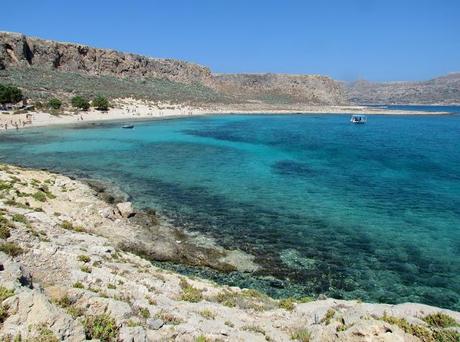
left=0, top=163, right=458, bottom=341
left=0, top=98, right=455, bottom=131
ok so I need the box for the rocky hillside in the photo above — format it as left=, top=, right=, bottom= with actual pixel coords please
left=346, top=74, right=460, bottom=104
left=0, top=31, right=345, bottom=106
left=0, top=164, right=459, bottom=341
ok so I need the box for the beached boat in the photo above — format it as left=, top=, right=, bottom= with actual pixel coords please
left=350, top=114, right=367, bottom=124
left=122, top=124, right=134, bottom=129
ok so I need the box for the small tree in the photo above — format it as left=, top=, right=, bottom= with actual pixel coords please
left=0, top=84, right=23, bottom=104
left=71, top=96, right=90, bottom=111
left=48, top=98, right=62, bottom=110
left=92, top=96, right=109, bottom=111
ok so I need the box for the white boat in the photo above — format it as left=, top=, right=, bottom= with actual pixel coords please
left=122, top=124, right=134, bottom=129
left=350, top=115, right=367, bottom=124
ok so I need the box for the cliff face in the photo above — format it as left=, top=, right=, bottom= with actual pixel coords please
left=346, top=74, right=460, bottom=104
left=0, top=31, right=214, bottom=85
left=0, top=32, right=346, bottom=105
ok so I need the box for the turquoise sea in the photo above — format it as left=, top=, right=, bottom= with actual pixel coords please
left=0, top=108, right=459, bottom=310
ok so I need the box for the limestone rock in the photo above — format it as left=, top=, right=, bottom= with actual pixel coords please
left=2, top=290, right=85, bottom=341
left=117, top=202, right=135, bottom=218
left=119, top=326, right=147, bottom=342
left=146, top=318, right=164, bottom=330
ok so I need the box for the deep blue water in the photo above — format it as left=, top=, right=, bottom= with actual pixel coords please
left=0, top=112, right=459, bottom=310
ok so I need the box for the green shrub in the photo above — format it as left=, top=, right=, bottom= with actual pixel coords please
left=60, top=220, right=74, bottom=230
left=0, top=286, right=14, bottom=301
left=291, top=328, right=311, bottom=341
left=0, top=84, right=22, bottom=104
left=54, top=295, right=72, bottom=308
left=83, top=314, right=119, bottom=341
left=78, top=255, right=91, bottom=263
left=433, top=329, right=460, bottom=341
left=47, top=98, right=62, bottom=110
left=0, top=305, right=9, bottom=323
left=92, top=96, right=109, bottom=111
left=422, top=312, right=458, bottom=328
left=139, top=307, right=150, bottom=319
left=381, top=312, right=432, bottom=341
left=32, top=191, right=47, bottom=202
left=12, top=214, right=28, bottom=224
left=321, top=309, right=335, bottom=325
left=73, top=281, right=85, bottom=289
left=0, top=242, right=24, bottom=256
left=67, top=305, right=84, bottom=318
left=71, top=96, right=90, bottom=110
left=0, top=180, right=13, bottom=191
left=279, top=298, right=295, bottom=311
left=0, top=225, right=11, bottom=239
left=199, top=309, right=216, bottom=320
left=33, top=324, right=59, bottom=342
left=80, top=265, right=92, bottom=273
left=179, top=279, right=203, bottom=303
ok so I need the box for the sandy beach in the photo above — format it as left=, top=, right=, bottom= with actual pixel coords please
left=0, top=98, right=453, bottom=131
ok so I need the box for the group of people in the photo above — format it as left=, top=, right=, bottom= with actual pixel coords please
left=2, top=114, right=33, bottom=131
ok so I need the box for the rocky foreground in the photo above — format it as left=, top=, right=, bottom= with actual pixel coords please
left=0, top=164, right=459, bottom=341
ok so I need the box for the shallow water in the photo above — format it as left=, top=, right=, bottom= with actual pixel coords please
left=0, top=112, right=459, bottom=310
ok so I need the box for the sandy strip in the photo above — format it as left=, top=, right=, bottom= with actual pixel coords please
left=0, top=98, right=452, bottom=131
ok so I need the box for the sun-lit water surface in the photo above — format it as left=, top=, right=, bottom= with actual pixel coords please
left=0, top=111, right=459, bottom=310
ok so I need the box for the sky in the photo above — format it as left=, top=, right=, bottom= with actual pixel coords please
left=1, top=0, right=460, bottom=81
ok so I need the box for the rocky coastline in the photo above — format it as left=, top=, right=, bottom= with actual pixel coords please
left=0, top=163, right=459, bottom=341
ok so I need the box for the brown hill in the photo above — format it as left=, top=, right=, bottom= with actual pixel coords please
left=0, top=32, right=345, bottom=106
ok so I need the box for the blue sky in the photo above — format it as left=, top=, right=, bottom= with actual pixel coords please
left=2, top=0, right=459, bottom=81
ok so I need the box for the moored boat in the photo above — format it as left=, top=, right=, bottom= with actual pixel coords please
left=350, top=114, right=367, bottom=124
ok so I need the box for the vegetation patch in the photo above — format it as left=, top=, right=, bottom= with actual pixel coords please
left=422, top=312, right=458, bottom=328
left=73, top=281, right=85, bottom=289
left=155, top=311, right=183, bottom=325
left=71, top=96, right=90, bottom=110
left=33, top=324, right=59, bottom=342
left=291, top=328, right=311, bottom=342
left=77, top=255, right=91, bottom=263
left=83, top=314, right=119, bottom=341
left=0, top=305, right=9, bottom=323
left=0, top=224, right=11, bottom=239
left=80, top=265, right=92, bottom=273
left=0, top=286, right=15, bottom=301
left=179, top=279, right=203, bottom=303
left=381, top=312, right=432, bottom=341
left=321, top=309, right=335, bottom=325
left=60, top=220, right=86, bottom=232
left=138, top=307, right=150, bottom=319
left=242, top=325, right=266, bottom=335
left=12, top=214, right=28, bottom=224
left=279, top=298, right=296, bottom=311
left=0, top=241, right=24, bottom=256
left=214, top=288, right=275, bottom=311
left=199, top=309, right=216, bottom=320
left=32, top=191, right=47, bottom=202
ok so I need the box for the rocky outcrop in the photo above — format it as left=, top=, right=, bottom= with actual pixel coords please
left=215, top=73, right=346, bottom=105
left=345, top=73, right=460, bottom=104
left=0, top=31, right=213, bottom=85
left=0, top=31, right=346, bottom=105
left=0, top=164, right=459, bottom=341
